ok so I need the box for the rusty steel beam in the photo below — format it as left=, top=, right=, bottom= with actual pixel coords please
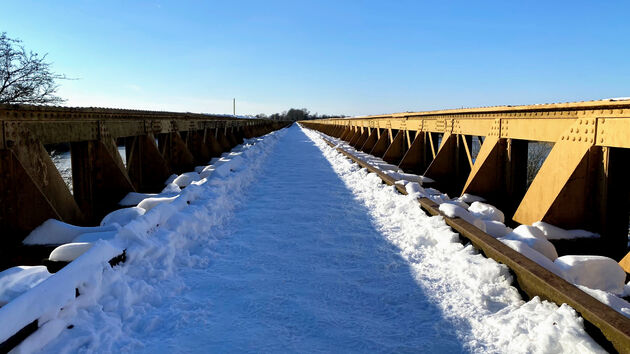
left=0, top=104, right=283, bottom=252
left=125, top=135, right=171, bottom=192
left=0, top=104, right=270, bottom=145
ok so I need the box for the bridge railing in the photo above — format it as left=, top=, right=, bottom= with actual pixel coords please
left=301, top=100, right=630, bottom=263
left=301, top=100, right=630, bottom=351
left=0, top=104, right=285, bottom=268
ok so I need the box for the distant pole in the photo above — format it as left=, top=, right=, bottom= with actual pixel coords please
left=233, top=98, right=236, bottom=117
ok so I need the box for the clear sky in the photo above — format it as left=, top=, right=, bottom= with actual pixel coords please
left=2, top=1, right=629, bottom=116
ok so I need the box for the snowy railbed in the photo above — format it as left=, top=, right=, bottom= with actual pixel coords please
left=310, top=128, right=630, bottom=315
left=0, top=129, right=286, bottom=352
left=301, top=126, right=610, bottom=353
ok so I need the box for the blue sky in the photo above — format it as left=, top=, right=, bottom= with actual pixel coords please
left=2, top=1, right=629, bottom=116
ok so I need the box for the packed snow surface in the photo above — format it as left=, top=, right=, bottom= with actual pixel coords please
left=0, top=266, right=51, bottom=306
left=8, top=125, right=605, bottom=353
left=303, top=128, right=603, bottom=353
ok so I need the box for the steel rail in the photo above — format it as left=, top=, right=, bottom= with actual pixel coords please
left=319, top=99, right=630, bottom=148
left=0, top=104, right=267, bottom=146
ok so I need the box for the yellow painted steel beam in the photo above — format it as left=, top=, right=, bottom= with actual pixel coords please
left=304, top=100, right=630, bottom=147
left=300, top=100, right=630, bottom=262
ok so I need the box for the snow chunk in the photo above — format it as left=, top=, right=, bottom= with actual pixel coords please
left=419, top=175, right=435, bottom=184
left=394, top=179, right=408, bottom=187
left=443, top=199, right=470, bottom=210
left=513, top=225, right=545, bottom=239
left=23, top=220, right=118, bottom=245
left=533, top=221, right=600, bottom=240
left=164, top=174, right=178, bottom=185
left=0, top=266, right=51, bottom=306
left=468, top=201, right=505, bottom=223
left=428, top=193, right=450, bottom=205
left=49, top=243, right=94, bottom=262
left=161, top=183, right=181, bottom=194
left=555, top=256, right=626, bottom=295
left=577, top=285, right=630, bottom=317
left=137, top=195, right=178, bottom=211
left=405, top=182, right=425, bottom=196
left=458, top=193, right=485, bottom=204
left=482, top=220, right=512, bottom=238
left=200, top=165, right=215, bottom=173
left=438, top=203, right=486, bottom=232
left=100, top=207, right=145, bottom=227
left=172, top=172, right=201, bottom=188
left=502, top=225, right=558, bottom=260
left=374, top=163, right=400, bottom=172
left=199, top=169, right=214, bottom=179
left=119, top=192, right=158, bottom=206
left=387, top=172, right=433, bottom=185
left=424, top=187, right=442, bottom=196
left=500, top=239, right=565, bottom=278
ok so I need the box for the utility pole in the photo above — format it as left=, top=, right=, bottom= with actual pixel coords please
left=233, top=98, right=236, bottom=117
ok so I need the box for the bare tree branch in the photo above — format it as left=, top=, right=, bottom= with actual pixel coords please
left=0, top=32, right=67, bottom=105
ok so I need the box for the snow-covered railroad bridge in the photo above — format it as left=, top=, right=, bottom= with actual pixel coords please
left=1, top=101, right=630, bottom=353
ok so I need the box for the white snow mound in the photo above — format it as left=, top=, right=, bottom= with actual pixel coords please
left=458, top=193, right=485, bottom=204
left=578, top=285, right=630, bottom=317
left=499, top=239, right=566, bottom=278
left=100, top=207, right=145, bottom=227
left=118, top=192, right=158, bottom=206
left=173, top=172, right=201, bottom=188
left=137, top=195, right=178, bottom=211
left=23, top=219, right=118, bottom=245
left=468, top=201, right=505, bottom=223
left=405, top=182, right=425, bottom=196
left=555, top=255, right=626, bottom=295
left=161, top=183, right=181, bottom=194
left=0, top=266, right=51, bottom=306
left=49, top=243, right=94, bottom=262
left=443, top=199, right=470, bottom=210
left=438, top=203, right=486, bottom=232
left=512, top=224, right=546, bottom=239
left=482, top=220, right=512, bottom=238
left=533, top=221, right=600, bottom=240
left=502, top=226, right=558, bottom=260
left=164, top=174, right=178, bottom=185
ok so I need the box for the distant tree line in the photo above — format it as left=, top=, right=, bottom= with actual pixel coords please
left=255, top=108, right=345, bottom=122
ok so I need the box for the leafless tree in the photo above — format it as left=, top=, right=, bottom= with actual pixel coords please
left=0, top=32, right=67, bottom=105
